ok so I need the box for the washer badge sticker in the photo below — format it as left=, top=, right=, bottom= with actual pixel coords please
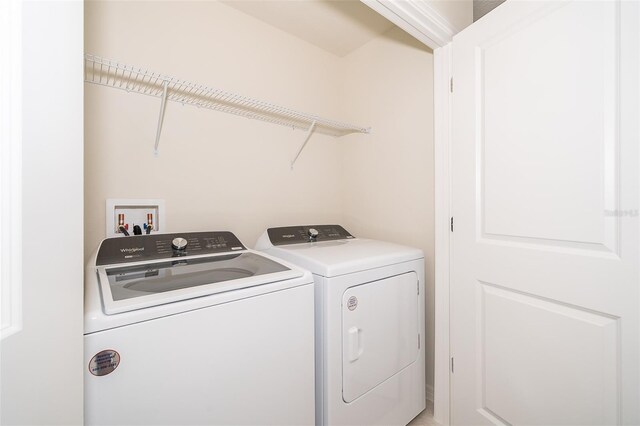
left=89, top=349, right=120, bottom=376
left=347, top=296, right=358, bottom=311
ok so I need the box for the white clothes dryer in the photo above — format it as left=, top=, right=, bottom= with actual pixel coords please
left=85, top=231, right=315, bottom=425
left=256, top=225, right=426, bottom=426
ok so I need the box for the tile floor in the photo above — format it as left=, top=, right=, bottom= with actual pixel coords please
left=407, top=400, right=441, bottom=426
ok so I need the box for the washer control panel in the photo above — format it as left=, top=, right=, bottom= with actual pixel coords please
left=267, top=225, right=354, bottom=246
left=96, top=231, right=246, bottom=265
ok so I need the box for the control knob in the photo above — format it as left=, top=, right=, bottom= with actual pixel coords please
left=172, top=237, right=188, bottom=251
left=308, top=228, right=319, bottom=241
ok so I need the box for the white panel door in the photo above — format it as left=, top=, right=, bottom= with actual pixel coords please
left=342, top=273, right=419, bottom=403
left=1, top=2, right=84, bottom=425
left=451, top=1, right=639, bottom=425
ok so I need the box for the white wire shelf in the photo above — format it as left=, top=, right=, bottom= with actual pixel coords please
left=84, top=54, right=370, bottom=163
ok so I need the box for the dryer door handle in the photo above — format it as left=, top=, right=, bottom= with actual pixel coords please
left=347, top=326, right=364, bottom=362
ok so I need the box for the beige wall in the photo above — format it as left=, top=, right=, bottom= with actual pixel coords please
left=85, top=0, right=435, bottom=393
left=84, top=1, right=345, bottom=260
left=340, top=27, right=435, bottom=394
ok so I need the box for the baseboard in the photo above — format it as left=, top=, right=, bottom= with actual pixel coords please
left=426, top=384, right=434, bottom=403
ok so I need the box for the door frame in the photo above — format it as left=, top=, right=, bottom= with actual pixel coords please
left=432, top=42, right=452, bottom=426
left=361, top=1, right=456, bottom=424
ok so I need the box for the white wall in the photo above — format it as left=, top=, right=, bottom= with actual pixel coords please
left=84, top=1, right=345, bottom=259
left=428, top=0, right=473, bottom=32
left=473, top=0, right=506, bottom=22
left=0, top=1, right=84, bottom=424
left=340, top=27, right=435, bottom=396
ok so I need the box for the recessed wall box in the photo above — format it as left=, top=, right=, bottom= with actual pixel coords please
left=106, top=199, right=166, bottom=238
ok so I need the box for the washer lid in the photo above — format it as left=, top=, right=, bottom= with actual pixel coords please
left=98, top=251, right=301, bottom=315
left=264, top=238, right=423, bottom=277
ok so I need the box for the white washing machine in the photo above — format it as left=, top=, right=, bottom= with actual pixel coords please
left=85, top=231, right=315, bottom=425
left=256, top=225, right=426, bottom=426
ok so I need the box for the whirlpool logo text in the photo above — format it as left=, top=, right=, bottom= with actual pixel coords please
left=120, top=247, right=145, bottom=253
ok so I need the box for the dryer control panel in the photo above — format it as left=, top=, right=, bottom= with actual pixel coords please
left=267, top=225, right=354, bottom=246
left=96, top=231, right=246, bottom=265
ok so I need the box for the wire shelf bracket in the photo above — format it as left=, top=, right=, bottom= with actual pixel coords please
left=291, top=121, right=317, bottom=169
left=84, top=54, right=371, bottom=159
left=154, top=80, right=169, bottom=156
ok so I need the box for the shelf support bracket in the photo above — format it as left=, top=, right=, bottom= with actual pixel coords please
left=154, top=80, right=169, bottom=156
left=290, top=121, right=317, bottom=169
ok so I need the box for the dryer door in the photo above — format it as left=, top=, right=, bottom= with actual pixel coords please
left=342, top=272, right=419, bottom=403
